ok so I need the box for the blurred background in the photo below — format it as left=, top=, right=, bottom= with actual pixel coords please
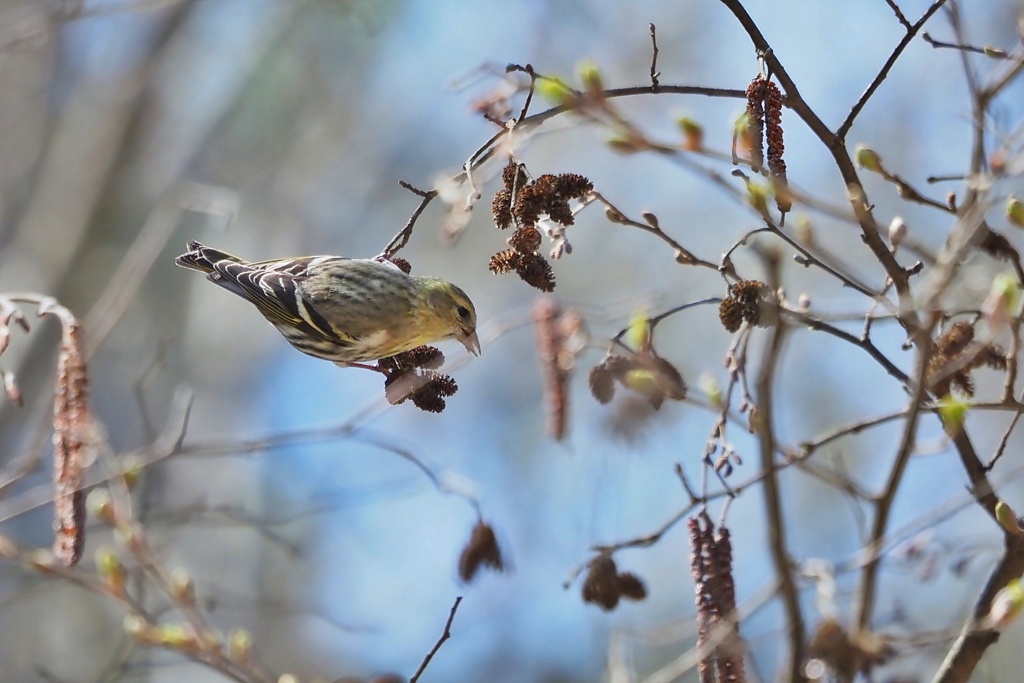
left=1, top=0, right=1024, bottom=681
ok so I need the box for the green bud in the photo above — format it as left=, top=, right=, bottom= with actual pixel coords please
left=995, top=272, right=1020, bottom=305
left=228, top=628, right=254, bottom=665
left=938, top=395, right=969, bottom=435
left=123, top=614, right=155, bottom=642
left=169, top=567, right=196, bottom=604
left=677, top=117, right=704, bottom=150
left=983, top=272, right=1021, bottom=332
left=626, top=311, right=651, bottom=352
left=1007, top=196, right=1024, bottom=229
left=748, top=406, right=764, bottom=435
left=988, top=580, right=1024, bottom=630
left=86, top=488, right=116, bottom=525
left=577, top=60, right=604, bottom=96
left=623, top=369, right=659, bottom=397
left=95, top=546, right=126, bottom=595
left=855, top=144, right=883, bottom=173
left=536, top=78, right=575, bottom=106
left=996, top=500, right=1023, bottom=536
left=795, top=216, right=814, bottom=247
left=699, top=372, right=722, bottom=409
left=607, top=135, right=644, bottom=154
left=746, top=181, right=770, bottom=215
left=120, top=455, right=144, bottom=490
left=95, top=546, right=121, bottom=574
left=157, top=623, right=198, bottom=652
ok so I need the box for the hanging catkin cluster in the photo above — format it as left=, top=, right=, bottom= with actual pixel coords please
left=690, top=515, right=746, bottom=683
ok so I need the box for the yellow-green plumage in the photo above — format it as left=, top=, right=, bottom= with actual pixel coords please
left=175, top=241, right=480, bottom=364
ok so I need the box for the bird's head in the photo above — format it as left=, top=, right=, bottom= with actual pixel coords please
left=422, top=280, right=481, bottom=356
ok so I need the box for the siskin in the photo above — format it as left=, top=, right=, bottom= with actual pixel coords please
left=175, top=241, right=480, bottom=366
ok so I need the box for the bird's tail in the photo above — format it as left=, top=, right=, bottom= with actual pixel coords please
left=174, top=240, right=243, bottom=273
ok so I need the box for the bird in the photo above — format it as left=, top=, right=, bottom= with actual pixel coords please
left=174, top=240, right=480, bottom=368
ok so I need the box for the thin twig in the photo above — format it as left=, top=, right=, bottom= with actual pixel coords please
left=648, top=23, right=661, bottom=91
left=838, top=0, right=950, bottom=138
left=781, top=307, right=909, bottom=384
left=884, top=0, right=912, bottom=28
left=378, top=182, right=439, bottom=259
left=923, top=32, right=1010, bottom=58
left=588, top=192, right=718, bottom=270
left=984, top=396, right=1024, bottom=471
left=410, top=596, right=463, bottom=683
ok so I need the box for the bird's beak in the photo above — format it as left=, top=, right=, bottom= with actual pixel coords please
left=460, top=330, right=482, bottom=357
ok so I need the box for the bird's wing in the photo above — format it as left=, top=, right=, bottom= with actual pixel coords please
left=209, top=256, right=346, bottom=341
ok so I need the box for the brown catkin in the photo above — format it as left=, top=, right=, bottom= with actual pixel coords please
left=534, top=298, right=568, bottom=440
left=745, top=76, right=766, bottom=172
left=53, top=322, right=89, bottom=566
left=764, top=80, right=790, bottom=213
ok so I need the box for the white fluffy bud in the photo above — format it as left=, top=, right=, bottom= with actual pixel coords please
left=888, top=217, right=907, bottom=248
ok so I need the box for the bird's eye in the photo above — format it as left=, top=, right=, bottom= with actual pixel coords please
left=456, top=305, right=470, bottom=320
